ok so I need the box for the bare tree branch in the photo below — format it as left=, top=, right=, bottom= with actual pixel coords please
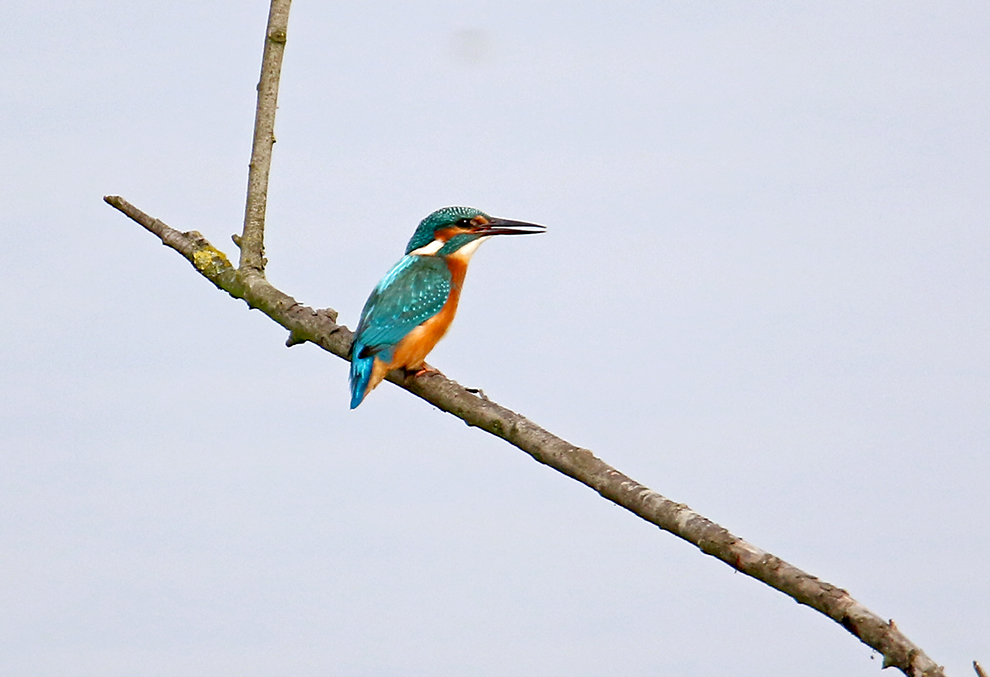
left=237, top=0, right=291, bottom=276
left=104, top=194, right=948, bottom=677
left=103, top=1, right=954, bottom=675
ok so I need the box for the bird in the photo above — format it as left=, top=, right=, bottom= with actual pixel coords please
left=349, top=206, right=545, bottom=408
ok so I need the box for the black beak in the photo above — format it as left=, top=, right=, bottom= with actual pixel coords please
left=475, top=217, right=547, bottom=236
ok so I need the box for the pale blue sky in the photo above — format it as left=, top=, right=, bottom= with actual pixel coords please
left=2, top=1, right=988, bottom=675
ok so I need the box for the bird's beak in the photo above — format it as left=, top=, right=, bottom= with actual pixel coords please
left=474, top=217, right=547, bottom=236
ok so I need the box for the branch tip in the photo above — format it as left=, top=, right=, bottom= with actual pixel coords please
left=238, top=0, right=291, bottom=274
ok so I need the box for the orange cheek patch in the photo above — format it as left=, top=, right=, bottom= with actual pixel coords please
left=435, top=226, right=475, bottom=242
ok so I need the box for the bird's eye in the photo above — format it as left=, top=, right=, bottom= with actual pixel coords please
left=456, top=218, right=473, bottom=228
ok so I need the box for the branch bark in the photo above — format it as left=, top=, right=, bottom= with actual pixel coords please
left=237, top=0, right=291, bottom=275
left=103, top=2, right=953, bottom=676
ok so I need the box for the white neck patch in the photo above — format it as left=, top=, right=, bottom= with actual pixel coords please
left=408, top=235, right=491, bottom=259
left=408, top=239, right=444, bottom=256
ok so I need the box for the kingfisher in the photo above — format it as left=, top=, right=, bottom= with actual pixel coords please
left=349, top=206, right=545, bottom=408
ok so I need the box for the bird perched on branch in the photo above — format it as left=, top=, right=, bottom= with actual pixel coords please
left=349, top=206, right=545, bottom=408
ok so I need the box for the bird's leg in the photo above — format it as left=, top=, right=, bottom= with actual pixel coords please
left=404, top=362, right=441, bottom=379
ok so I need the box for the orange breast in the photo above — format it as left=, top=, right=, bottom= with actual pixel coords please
left=361, top=254, right=469, bottom=395
left=387, top=254, right=467, bottom=371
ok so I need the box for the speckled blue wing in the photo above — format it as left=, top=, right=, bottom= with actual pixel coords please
left=356, top=255, right=452, bottom=352
left=349, top=255, right=452, bottom=408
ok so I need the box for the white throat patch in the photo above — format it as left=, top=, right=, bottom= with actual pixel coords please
left=451, top=235, right=490, bottom=261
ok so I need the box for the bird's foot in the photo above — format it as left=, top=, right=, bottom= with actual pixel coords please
left=405, top=364, right=441, bottom=379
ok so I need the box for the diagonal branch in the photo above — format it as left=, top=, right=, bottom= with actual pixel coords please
left=103, top=1, right=953, bottom=675
left=105, top=196, right=945, bottom=677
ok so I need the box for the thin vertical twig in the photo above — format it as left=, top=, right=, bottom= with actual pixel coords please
left=238, top=0, right=292, bottom=275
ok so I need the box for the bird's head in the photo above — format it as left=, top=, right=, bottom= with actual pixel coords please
left=404, top=206, right=545, bottom=257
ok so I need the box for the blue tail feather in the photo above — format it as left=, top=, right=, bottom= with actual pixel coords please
left=349, top=341, right=375, bottom=409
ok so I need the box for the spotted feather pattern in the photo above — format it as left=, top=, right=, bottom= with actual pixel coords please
left=349, top=255, right=452, bottom=407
